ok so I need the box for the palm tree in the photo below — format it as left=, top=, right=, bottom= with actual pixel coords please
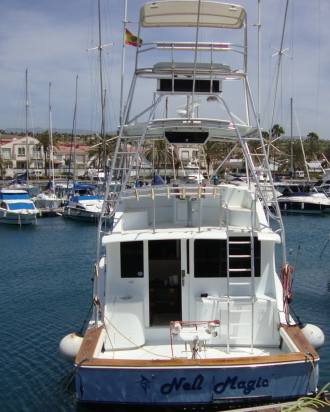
left=306, top=132, right=320, bottom=161
left=202, top=142, right=223, bottom=175
left=0, top=154, right=5, bottom=177
left=269, top=124, right=285, bottom=174
left=144, top=140, right=177, bottom=173
left=271, top=124, right=285, bottom=141
left=35, top=130, right=60, bottom=176
left=88, top=134, right=116, bottom=170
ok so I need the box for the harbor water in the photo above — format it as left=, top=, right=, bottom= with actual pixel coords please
left=1, top=214, right=330, bottom=411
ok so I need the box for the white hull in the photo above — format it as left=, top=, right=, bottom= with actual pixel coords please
left=33, top=197, right=62, bottom=210
left=0, top=209, right=37, bottom=225
left=278, top=196, right=330, bottom=213
left=0, top=188, right=39, bottom=225
left=62, top=205, right=101, bottom=222
left=76, top=327, right=317, bottom=406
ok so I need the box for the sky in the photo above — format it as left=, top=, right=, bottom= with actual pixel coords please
left=0, top=0, right=329, bottom=140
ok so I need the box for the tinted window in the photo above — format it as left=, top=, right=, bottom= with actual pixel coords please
left=121, top=241, right=144, bottom=278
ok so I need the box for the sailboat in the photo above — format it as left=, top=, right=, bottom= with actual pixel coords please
left=32, top=83, right=63, bottom=215
left=8, top=69, right=39, bottom=197
left=60, top=1, right=324, bottom=407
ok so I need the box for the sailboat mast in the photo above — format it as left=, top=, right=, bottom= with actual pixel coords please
left=70, top=75, right=78, bottom=182
left=290, top=97, right=294, bottom=175
left=25, top=68, right=30, bottom=182
left=97, top=0, right=107, bottom=174
left=49, top=82, right=55, bottom=188
left=270, top=0, right=290, bottom=128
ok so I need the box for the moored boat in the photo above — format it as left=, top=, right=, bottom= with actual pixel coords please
left=62, top=183, right=104, bottom=222
left=276, top=183, right=330, bottom=214
left=60, top=1, right=324, bottom=408
left=0, top=189, right=39, bottom=225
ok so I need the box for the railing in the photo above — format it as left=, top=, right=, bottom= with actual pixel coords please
left=119, top=183, right=227, bottom=202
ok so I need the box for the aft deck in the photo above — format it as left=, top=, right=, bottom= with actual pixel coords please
left=76, top=323, right=318, bottom=365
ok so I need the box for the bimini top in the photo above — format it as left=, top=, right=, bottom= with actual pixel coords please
left=140, top=1, right=246, bottom=29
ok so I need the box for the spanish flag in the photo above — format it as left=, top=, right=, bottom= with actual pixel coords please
left=124, top=29, right=142, bottom=47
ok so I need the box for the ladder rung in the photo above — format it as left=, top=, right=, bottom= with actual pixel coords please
left=229, top=322, right=251, bottom=326
left=229, top=241, right=251, bottom=244
left=229, top=309, right=252, bottom=313
left=227, top=295, right=253, bottom=299
left=229, top=335, right=251, bottom=340
left=229, top=268, right=251, bottom=272
left=229, top=255, right=251, bottom=258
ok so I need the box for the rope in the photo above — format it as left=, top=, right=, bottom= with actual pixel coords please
left=77, top=300, right=93, bottom=336
left=31, top=359, right=86, bottom=412
left=93, top=298, right=173, bottom=359
left=281, top=382, right=330, bottom=412
left=280, top=263, right=294, bottom=323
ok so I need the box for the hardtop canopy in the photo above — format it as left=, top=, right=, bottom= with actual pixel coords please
left=140, top=1, right=246, bottom=29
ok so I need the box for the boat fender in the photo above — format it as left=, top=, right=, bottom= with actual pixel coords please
left=59, top=333, right=83, bottom=363
left=301, top=323, right=325, bottom=349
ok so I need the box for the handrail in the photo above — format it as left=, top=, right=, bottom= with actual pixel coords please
left=118, top=184, right=227, bottom=201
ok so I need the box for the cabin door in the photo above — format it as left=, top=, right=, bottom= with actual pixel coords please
left=148, top=239, right=183, bottom=326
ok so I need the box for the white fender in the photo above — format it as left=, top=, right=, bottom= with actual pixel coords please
left=59, top=333, right=83, bottom=363
left=301, top=323, right=325, bottom=350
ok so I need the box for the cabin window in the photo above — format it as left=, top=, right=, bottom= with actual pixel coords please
left=194, top=238, right=261, bottom=278
left=120, top=241, right=144, bottom=278
left=194, top=239, right=227, bottom=277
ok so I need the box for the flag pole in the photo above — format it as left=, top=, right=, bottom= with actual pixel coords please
left=119, top=0, right=128, bottom=125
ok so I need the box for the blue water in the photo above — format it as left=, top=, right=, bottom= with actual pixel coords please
left=1, top=215, right=330, bottom=411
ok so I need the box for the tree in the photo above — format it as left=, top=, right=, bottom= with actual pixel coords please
left=0, top=154, right=5, bottom=177
left=35, top=130, right=60, bottom=176
left=305, top=132, right=320, bottom=161
left=144, top=140, right=178, bottom=173
left=269, top=124, right=285, bottom=173
left=271, top=124, right=285, bottom=141
left=87, top=134, right=116, bottom=170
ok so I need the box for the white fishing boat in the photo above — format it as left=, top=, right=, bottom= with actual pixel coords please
left=60, top=1, right=324, bottom=407
left=0, top=189, right=39, bottom=225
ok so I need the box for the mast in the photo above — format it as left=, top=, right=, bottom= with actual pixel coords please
left=25, top=68, right=30, bottom=183
left=49, top=82, right=55, bottom=190
left=270, top=0, right=290, bottom=128
left=97, top=0, right=107, bottom=175
left=69, top=75, right=78, bottom=183
left=290, top=97, right=294, bottom=175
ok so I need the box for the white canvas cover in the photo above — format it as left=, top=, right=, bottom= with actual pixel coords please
left=140, top=1, right=246, bottom=29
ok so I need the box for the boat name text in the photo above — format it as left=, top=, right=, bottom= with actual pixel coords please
left=161, top=375, right=203, bottom=395
left=214, top=376, right=269, bottom=395
left=160, top=375, right=269, bottom=396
